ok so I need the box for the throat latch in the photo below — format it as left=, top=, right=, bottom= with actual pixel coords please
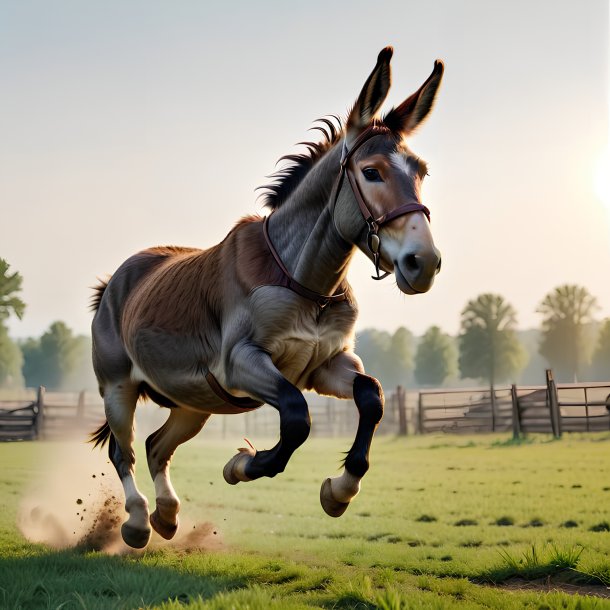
left=366, top=219, right=390, bottom=280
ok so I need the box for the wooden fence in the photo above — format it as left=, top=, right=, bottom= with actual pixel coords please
left=0, top=387, right=44, bottom=441
left=512, top=370, right=610, bottom=437
left=0, top=388, right=105, bottom=442
left=416, top=371, right=610, bottom=438
left=1, top=372, right=609, bottom=442
left=417, top=386, right=513, bottom=434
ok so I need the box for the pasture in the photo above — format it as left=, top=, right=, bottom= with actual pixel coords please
left=1, top=432, right=609, bottom=609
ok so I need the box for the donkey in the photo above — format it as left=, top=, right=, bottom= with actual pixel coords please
left=90, top=46, right=444, bottom=549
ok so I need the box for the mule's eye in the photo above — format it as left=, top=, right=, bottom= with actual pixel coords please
left=362, top=167, right=382, bottom=182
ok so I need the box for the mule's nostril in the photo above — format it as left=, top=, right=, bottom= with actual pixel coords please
left=436, top=257, right=442, bottom=274
left=405, top=254, right=420, bottom=272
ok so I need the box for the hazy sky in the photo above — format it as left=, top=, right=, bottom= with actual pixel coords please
left=1, top=0, right=609, bottom=339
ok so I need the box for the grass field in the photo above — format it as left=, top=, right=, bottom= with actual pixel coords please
left=1, top=431, right=610, bottom=609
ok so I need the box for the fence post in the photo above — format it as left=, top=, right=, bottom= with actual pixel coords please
left=417, top=392, right=423, bottom=434
left=397, top=386, right=407, bottom=436
left=511, top=384, right=521, bottom=440
left=76, top=390, right=85, bottom=421
left=326, top=398, right=333, bottom=437
left=490, top=384, right=497, bottom=432
left=584, top=386, right=590, bottom=433
left=34, top=386, right=46, bottom=439
left=546, top=369, right=562, bottom=439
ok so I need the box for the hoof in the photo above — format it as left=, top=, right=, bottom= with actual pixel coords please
left=150, top=509, right=178, bottom=540
left=320, top=477, right=350, bottom=518
left=121, top=522, right=151, bottom=549
left=223, top=446, right=255, bottom=485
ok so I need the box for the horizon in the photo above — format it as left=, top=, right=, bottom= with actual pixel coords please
left=2, top=0, right=609, bottom=341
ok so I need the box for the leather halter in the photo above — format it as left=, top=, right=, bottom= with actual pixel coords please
left=261, top=125, right=431, bottom=305
left=263, top=215, right=348, bottom=309
left=335, top=125, right=431, bottom=280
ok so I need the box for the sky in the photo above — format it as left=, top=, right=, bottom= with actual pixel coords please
left=1, top=0, right=609, bottom=340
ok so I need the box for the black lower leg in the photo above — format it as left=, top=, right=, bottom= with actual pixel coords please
left=108, top=433, right=134, bottom=480
left=245, top=379, right=311, bottom=479
left=344, top=374, right=384, bottom=478
left=145, top=422, right=169, bottom=478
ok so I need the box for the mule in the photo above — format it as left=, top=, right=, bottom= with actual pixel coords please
left=90, top=46, right=444, bottom=549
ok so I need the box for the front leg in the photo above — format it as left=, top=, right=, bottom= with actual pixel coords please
left=222, top=340, right=311, bottom=483
left=310, top=352, right=384, bottom=517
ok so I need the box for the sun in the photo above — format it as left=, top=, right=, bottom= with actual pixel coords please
left=593, top=147, right=610, bottom=213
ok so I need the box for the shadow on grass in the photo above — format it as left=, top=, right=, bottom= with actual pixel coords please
left=0, top=549, right=244, bottom=610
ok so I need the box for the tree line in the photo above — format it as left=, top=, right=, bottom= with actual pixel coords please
left=0, top=259, right=96, bottom=390
left=0, top=257, right=609, bottom=391
left=358, top=288, right=608, bottom=389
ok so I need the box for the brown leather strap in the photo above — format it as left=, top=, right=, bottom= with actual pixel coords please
left=263, top=216, right=348, bottom=308
left=376, top=201, right=430, bottom=225
left=333, top=125, right=432, bottom=280
left=205, top=371, right=263, bottom=410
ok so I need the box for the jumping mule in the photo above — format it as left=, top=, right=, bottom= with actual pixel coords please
left=90, top=46, right=444, bottom=548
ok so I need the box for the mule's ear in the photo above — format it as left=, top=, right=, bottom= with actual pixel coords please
left=384, top=59, right=444, bottom=136
left=346, top=46, right=393, bottom=135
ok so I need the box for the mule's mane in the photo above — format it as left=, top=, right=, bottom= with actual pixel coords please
left=258, top=116, right=344, bottom=210
left=90, top=278, right=109, bottom=312
left=257, top=114, right=410, bottom=210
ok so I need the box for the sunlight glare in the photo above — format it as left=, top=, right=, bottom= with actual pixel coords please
left=593, top=147, right=610, bottom=213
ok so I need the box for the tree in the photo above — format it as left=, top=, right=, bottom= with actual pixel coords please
left=590, top=319, right=610, bottom=381
left=0, top=258, right=26, bottom=323
left=0, top=323, right=23, bottom=388
left=385, top=326, right=414, bottom=386
left=537, top=284, right=599, bottom=382
left=356, top=327, right=413, bottom=388
left=21, top=321, right=93, bottom=390
left=415, top=326, right=457, bottom=386
left=0, top=259, right=25, bottom=388
left=458, top=293, right=527, bottom=386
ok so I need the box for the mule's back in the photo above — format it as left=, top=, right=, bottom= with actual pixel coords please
left=91, top=245, right=201, bottom=387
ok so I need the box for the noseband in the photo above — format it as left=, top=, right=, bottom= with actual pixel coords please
left=335, top=125, right=431, bottom=279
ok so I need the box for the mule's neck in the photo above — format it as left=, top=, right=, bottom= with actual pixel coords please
left=268, top=144, right=356, bottom=296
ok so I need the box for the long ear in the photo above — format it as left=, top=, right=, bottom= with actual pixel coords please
left=346, top=46, right=393, bottom=137
left=384, top=59, right=444, bottom=135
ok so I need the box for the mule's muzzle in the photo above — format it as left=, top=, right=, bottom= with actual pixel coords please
left=394, top=246, right=441, bottom=294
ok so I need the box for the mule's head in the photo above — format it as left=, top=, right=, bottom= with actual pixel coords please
left=334, top=47, right=443, bottom=294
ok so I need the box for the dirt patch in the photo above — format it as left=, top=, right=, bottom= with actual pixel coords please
left=17, top=441, right=223, bottom=554
left=492, top=576, right=610, bottom=599
left=164, top=520, right=223, bottom=552
left=74, top=494, right=123, bottom=552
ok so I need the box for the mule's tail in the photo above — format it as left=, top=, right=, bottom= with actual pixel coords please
left=89, top=420, right=112, bottom=449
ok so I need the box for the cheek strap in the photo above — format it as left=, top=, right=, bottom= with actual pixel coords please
left=333, top=126, right=432, bottom=281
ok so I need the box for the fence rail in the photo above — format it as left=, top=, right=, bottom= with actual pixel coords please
left=417, top=386, right=513, bottom=434
left=0, top=401, right=40, bottom=441
left=1, top=371, right=609, bottom=442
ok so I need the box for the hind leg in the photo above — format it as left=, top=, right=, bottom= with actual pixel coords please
left=104, top=381, right=151, bottom=548
left=146, top=408, right=209, bottom=539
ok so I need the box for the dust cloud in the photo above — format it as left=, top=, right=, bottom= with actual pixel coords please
left=17, top=441, right=222, bottom=553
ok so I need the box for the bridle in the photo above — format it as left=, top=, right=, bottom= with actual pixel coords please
left=335, top=124, right=431, bottom=280
left=262, top=124, right=431, bottom=308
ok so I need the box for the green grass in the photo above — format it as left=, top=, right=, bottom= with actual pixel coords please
left=1, top=432, right=610, bottom=608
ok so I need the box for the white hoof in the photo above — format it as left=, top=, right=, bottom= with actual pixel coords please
left=223, top=445, right=255, bottom=485
left=320, top=478, right=350, bottom=517
left=320, top=471, right=361, bottom=517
